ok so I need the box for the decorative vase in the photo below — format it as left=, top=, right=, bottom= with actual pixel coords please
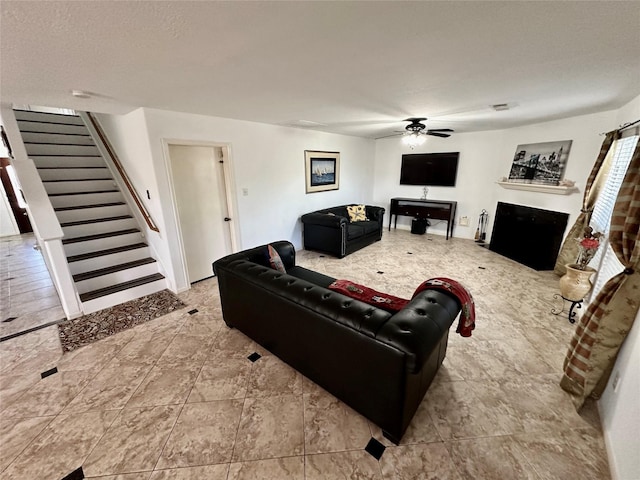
left=559, top=263, right=597, bottom=301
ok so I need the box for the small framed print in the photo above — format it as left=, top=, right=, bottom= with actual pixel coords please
left=305, top=150, right=340, bottom=193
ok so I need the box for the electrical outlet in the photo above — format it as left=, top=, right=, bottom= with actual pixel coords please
left=459, top=216, right=469, bottom=226
left=242, top=188, right=249, bottom=196
left=612, top=371, right=621, bottom=392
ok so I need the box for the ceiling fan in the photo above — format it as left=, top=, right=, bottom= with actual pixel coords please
left=378, top=118, right=454, bottom=149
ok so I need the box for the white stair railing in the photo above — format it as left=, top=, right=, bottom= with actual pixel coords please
left=0, top=104, right=82, bottom=319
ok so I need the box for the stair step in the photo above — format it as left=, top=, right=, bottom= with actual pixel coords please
left=62, top=228, right=140, bottom=245
left=20, top=132, right=94, bottom=146
left=73, top=257, right=157, bottom=282
left=54, top=202, right=126, bottom=212
left=61, top=216, right=137, bottom=239
left=61, top=215, right=133, bottom=228
left=33, top=156, right=106, bottom=168
left=49, top=189, right=119, bottom=197
left=79, top=273, right=165, bottom=302
left=15, top=121, right=88, bottom=135
left=44, top=180, right=117, bottom=195
left=67, top=242, right=149, bottom=263
left=24, top=144, right=100, bottom=156
left=49, top=191, right=124, bottom=208
left=62, top=229, right=144, bottom=257
left=56, top=203, right=132, bottom=228
left=43, top=178, right=112, bottom=182
left=14, top=110, right=84, bottom=125
left=39, top=168, right=111, bottom=181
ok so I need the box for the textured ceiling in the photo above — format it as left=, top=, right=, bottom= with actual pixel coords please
left=2, top=1, right=639, bottom=138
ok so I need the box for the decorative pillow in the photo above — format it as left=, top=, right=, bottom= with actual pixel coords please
left=346, top=205, right=368, bottom=222
left=267, top=244, right=286, bottom=273
left=328, top=279, right=409, bottom=313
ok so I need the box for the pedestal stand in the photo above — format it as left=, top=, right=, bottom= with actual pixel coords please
left=551, top=294, right=583, bottom=324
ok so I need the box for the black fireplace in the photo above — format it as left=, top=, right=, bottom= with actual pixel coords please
left=489, top=202, right=569, bottom=271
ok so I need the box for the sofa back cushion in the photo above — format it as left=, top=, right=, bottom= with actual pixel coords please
left=323, top=206, right=350, bottom=218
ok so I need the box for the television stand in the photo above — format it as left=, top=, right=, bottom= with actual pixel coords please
left=389, top=198, right=457, bottom=240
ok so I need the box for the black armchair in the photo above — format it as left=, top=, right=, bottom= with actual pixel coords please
left=301, top=204, right=385, bottom=257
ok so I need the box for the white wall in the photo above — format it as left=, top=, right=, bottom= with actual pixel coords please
left=0, top=181, right=20, bottom=237
left=598, top=93, right=640, bottom=480
left=373, top=110, right=617, bottom=240
left=599, top=310, right=640, bottom=480
left=94, top=109, right=177, bottom=290
left=99, top=108, right=375, bottom=292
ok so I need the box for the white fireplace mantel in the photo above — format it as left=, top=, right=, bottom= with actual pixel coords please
left=496, top=181, right=579, bottom=195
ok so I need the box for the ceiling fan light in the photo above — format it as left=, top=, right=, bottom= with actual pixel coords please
left=402, top=132, right=426, bottom=149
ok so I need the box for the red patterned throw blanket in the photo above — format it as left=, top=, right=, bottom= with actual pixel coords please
left=328, top=280, right=409, bottom=313
left=412, top=278, right=476, bottom=337
left=328, top=277, right=476, bottom=337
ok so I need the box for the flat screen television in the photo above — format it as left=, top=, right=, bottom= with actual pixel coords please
left=400, top=152, right=459, bottom=186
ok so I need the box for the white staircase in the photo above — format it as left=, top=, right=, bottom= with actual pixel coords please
left=14, top=109, right=166, bottom=314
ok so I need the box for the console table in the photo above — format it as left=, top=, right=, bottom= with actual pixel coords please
left=389, top=198, right=457, bottom=240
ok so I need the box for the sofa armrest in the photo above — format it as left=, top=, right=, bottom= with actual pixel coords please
left=301, top=212, right=348, bottom=228
left=213, top=240, right=296, bottom=275
left=376, top=290, right=460, bottom=374
left=366, top=206, right=385, bottom=223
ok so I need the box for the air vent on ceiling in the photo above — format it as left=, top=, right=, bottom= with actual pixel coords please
left=491, top=103, right=511, bottom=111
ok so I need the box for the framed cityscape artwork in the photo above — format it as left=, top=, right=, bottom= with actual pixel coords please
left=508, top=140, right=572, bottom=185
left=305, top=150, right=340, bottom=193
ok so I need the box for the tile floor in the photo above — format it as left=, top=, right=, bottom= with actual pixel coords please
left=0, top=230, right=611, bottom=479
left=1, top=234, right=65, bottom=340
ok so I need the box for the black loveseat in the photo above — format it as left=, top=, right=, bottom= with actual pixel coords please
left=213, top=241, right=461, bottom=444
left=301, top=204, right=385, bottom=257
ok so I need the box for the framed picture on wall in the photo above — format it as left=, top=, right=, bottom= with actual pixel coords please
left=305, top=150, right=340, bottom=193
left=507, top=140, right=572, bottom=185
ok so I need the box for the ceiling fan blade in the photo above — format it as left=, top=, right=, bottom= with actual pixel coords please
left=375, top=132, right=404, bottom=139
left=426, top=128, right=454, bottom=133
left=426, top=131, right=451, bottom=138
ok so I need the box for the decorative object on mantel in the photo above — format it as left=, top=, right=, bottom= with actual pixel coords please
left=304, top=150, right=340, bottom=193
left=553, top=226, right=602, bottom=323
left=507, top=140, right=572, bottom=186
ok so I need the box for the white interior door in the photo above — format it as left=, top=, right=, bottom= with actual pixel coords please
left=169, top=144, right=232, bottom=283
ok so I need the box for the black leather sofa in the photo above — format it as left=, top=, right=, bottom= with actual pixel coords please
left=301, top=204, right=385, bottom=257
left=213, top=241, right=461, bottom=444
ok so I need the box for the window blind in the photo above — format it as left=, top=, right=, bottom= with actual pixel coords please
left=589, top=134, right=639, bottom=299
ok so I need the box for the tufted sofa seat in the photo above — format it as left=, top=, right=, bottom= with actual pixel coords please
left=213, top=240, right=461, bottom=444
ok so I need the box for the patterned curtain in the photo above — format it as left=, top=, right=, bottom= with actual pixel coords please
left=554, top=131, right=619, bottom=275
left=560, top=140, right=640, bottom=408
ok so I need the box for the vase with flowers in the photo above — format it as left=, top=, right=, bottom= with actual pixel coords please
left=559, top=226, right=603, bottom=301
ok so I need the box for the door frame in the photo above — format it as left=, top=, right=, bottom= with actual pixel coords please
left=162, top=139, right=239, bottom=288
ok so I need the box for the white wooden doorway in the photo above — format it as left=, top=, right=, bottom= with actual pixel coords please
left=168, top=144, right=234, bottom=284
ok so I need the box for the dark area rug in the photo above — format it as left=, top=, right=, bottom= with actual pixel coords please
left=58, top=290, right=186, bottom=352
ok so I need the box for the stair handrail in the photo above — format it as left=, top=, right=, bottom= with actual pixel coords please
left=84, top=112, right=160, bottom=233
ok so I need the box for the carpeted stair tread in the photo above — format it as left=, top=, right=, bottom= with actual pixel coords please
left=62, top=228, right=139, bottom=244
left=61, top=215, right=133, bottom=227
left=73, top=257, right=157, bottom=282
left=79, top=273, right=165, bottom=302
left=67, top=242, right=148, bottom=262
left=54, top=201, right=126, bottom=212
